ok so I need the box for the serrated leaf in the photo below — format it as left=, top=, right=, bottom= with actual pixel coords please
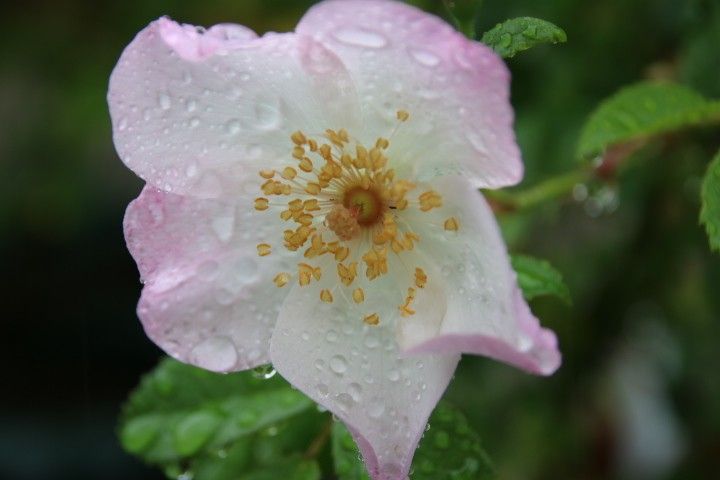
left=577, top=82, right=720, bottom=159
left=119, top=358, right=314, bottom=466
left=511, top=255, right=571, bottom=304
left=701, top=150, right=720, bottom=253
left=332, top=403, right=494, bottom=480
left=481, top=17, right=566, bottom=58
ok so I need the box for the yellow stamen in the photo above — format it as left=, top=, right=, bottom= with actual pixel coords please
left=353, top=288, right=365, bottom=304
left=444, top=217, right=460, bottom=231
left=273, top=272, right=290, bottom=287
left=256, top=243, right=271, bottom=257
left=320, top=289, right=333, bottom=303
left=364, top=313, right=380, bottom=325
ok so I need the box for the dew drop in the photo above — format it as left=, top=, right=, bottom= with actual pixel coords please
left=329, top=355, right=348, bottom=374
left=185, top=162, right=199, bottom=178
left=186, top=99, right=197, bottom=113
left=347, top=382, right=362, bottom=402
left=117, top=117, right=128, bottom=131
left=158, top=93, right=171, bottom=110
left=225, top=119, right=241, bottom=135
left=336, top=392, right=355, bottom=410
left=316, top=383, right=329, bottom=397
left=409, top=48, right=440, bottom=67
left=386, top=369, right=400, bottom=382
left=253, top=102, right=282, bottom=131
left=325, top=330, right=339, bottom=343
left=333, top=27, right=387, bottom=48
left=211, top=214, right=235, bottom=242
left=368, top=401, right=385, bottom=419
left=466, top=131, right=489, bottom=156
left=189, top=336, right=237, bottom=372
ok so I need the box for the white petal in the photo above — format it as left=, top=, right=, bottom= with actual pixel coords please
left=109, top=17, right=359, bottom=198
left=297, top=0, right=523, bottom=188
left=269, top=257, right=458, bottom=480
left=124, top=186, right=296, bottom=371
left=397, top=176, right=561, bottom=375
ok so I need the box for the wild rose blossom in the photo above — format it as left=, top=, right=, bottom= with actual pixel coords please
left=109, top=1, right=561, bottom=478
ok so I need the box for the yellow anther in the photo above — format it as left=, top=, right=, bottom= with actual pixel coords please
left=291, top=130, right=307, bottom=145
left=375, top=138, right=390, bottom=149
left=415, top=267, right=427, bottom=289
left=338, top=128, right=350, bottom=142
left=364, top=313, right=380, bottom=326
left=397, top=110, right=410, bottom=122
left=320, top=289, right=333, bottom=303
left=444, top=217, right=460, bottom=231
left=280, top=210, right=293, bottom=221
left=307, top=139, right=318, bottom=151
left=334, top=246, right=349, bottom=262
left=292, top=146, right=305, bottom=159
left=297, top=213, right=314, bottom=226
left=254, top=198, right=269, bottom=211
left=313, top=267, right=322, bottom=281
left=399, top=287, right=417, bottom=317
left=353, top=288, right=365, bottom=304
left=303, top=199, right=320, bottom=211
left=259, top=169, right=275, bottom=179
left=282, top=166, right=298, bottom=180
left=337, top=261, right=358, bottom=286
left=304, top=183, right=321, bottom=195
left=298, top=263, right=315, bottom=286
left=419, top=190, right=443, bottom=211
left=256, top=243, right=271, bottom=257
left=299, top=158, right=314, bottom=172
left=273, top=272, right=290, bottom=287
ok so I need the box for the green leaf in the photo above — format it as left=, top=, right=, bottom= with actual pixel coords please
left=511, top=255, right=571, bottom=304
left=577, top=82, right=720, bottom=159
left=701, top=150, right=720, bottom=253
left=332, top=422, right=370, bottom=480
left=332, top=402, right=494, bottom=480
left=481, top=17, right=566, bottom=58
left=119, top=358, right=316, bottom=471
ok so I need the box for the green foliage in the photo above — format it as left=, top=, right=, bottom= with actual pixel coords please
left=332, top=403, right=494, bottom=480
left=480, top=17, right=566, bottom=58
left=511, top=255, right=571, bottom=304
left=577, top=82, right=720, bottom=159
left=119, top=358, right=321, bottom=479
left=442, top=0, right=483, bottom=39
left=701, top=150, right=720, bottom=253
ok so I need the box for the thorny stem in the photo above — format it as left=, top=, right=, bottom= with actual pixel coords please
left=304, top=417, right=333, bottom=459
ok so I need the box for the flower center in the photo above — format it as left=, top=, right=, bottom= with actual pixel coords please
left=252, top=110, right=460, bottom=326
left=344, top=186, right=384, bottom=226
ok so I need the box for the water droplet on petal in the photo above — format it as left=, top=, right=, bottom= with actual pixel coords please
left=333, top=27, right=387, bottom=48
left=225, top=119, right=241, bottom=135
left=316, top=383, right=329, bottom=397
left=190, top=336, right=237, bottom=372
left=409, top=48, right=440, bottom=67
left=347, top=382, right=362, bottom=402
left=329, top=355, right=348, bottom=374
left=368, top=401, right=385, bottom=418
left=211, top=214, right=235, bottom=242
left=326, top=330, right=339, bottom=343
left=158, top=93, right=171, bottom=110
left=336, top=392, right=355, bottom=410
left=386, top=369, right=400, bottom=382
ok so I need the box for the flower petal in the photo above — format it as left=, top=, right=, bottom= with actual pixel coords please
left=269, top=263, right=459, bottom=480
left=109, top=17, right=359, bottom=198
left=124, top=186, right=296, bottom=371
left=397, top=176, right=561, bottom=375
left=297, top=0, right=522, bottom=188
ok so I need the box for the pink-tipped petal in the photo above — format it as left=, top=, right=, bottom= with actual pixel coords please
left=124, top=186, right=295, bottom=371
left=269, top=262, right=459, bottom=480
left=297, top=0, right=522, bottom=188
left=397, top=176, right=561, bottom=375
left=109, top=18, right=359, bottom=198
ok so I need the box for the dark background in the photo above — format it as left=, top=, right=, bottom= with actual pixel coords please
left=2, top=0, right=719, bottom=479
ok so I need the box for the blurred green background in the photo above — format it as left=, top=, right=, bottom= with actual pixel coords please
left=2, top=0, right=719, bottom=479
